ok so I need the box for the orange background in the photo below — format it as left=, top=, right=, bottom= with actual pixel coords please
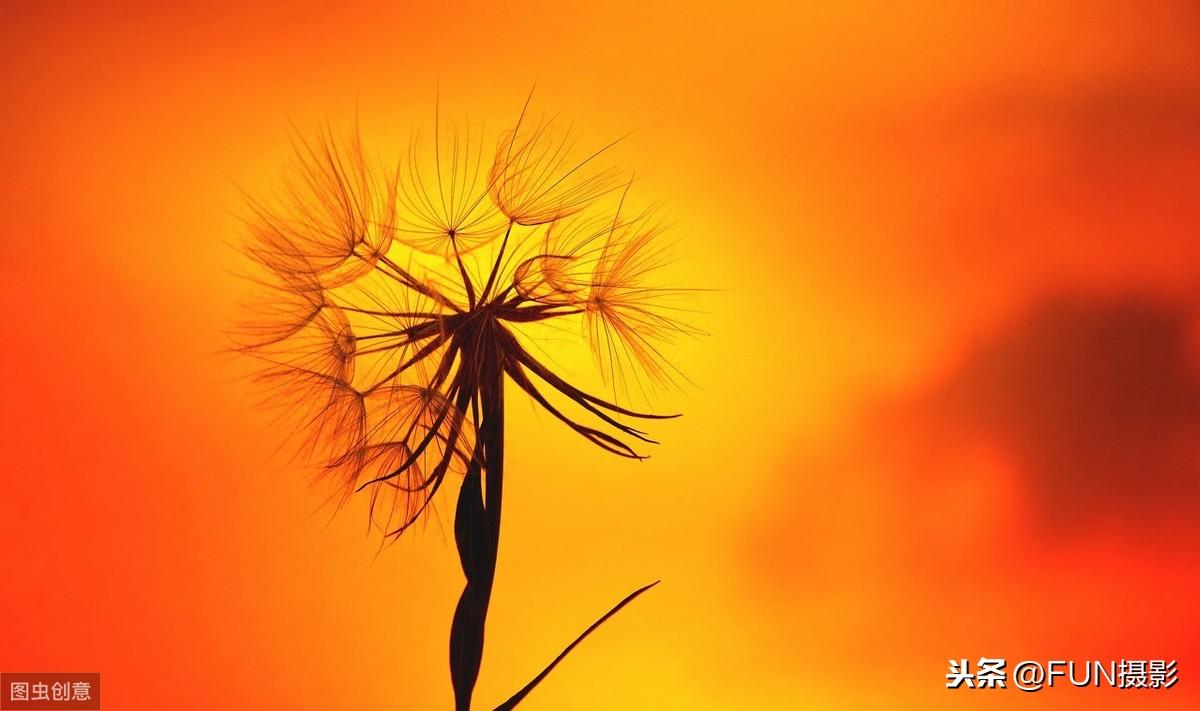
left=3, top=2, right=1199, bottom=709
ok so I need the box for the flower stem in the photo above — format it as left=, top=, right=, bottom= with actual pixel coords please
left=449, top=329, right=505, bottom=711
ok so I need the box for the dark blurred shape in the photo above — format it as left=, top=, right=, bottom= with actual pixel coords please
left=929, top=292, right=1200, bottom=528
left=969, top=80, right=1200, bottom=156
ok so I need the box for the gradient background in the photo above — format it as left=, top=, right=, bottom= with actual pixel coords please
left=3, top=2, right=1199, bottom=709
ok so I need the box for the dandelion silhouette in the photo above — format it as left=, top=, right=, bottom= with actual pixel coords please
left=237, top=94, right=695, bottom=709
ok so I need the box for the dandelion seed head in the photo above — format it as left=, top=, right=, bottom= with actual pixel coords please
left=396, top=120, right=508, bottom=258
left=584, top=213, right=698, bottom=395
left=245, top=126, right=397, bottom=289
left=238, top=100, right=695, bottom=539
left=513, top=255, right=582, bottom=305
left=488, top=116, right=624, bottom=226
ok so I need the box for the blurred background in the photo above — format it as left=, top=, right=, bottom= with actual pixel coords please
left=2, top=1, right=1198, bottom=708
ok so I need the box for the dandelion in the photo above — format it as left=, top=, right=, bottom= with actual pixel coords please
left=396, top=108, right=508, bottom=259
left=237, top=97, right=694, bottom=710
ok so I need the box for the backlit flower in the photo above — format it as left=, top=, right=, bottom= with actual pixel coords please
left=237, top=100, right=695, bottom=710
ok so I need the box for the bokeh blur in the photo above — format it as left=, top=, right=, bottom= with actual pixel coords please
left=2, top=2, right=1198, bottom=708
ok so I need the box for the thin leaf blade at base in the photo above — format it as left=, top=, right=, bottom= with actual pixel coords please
left=493, top=580, right=661, bottom=711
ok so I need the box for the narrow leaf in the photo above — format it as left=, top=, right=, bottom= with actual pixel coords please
left=493, top=580, right=660, bottom=711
